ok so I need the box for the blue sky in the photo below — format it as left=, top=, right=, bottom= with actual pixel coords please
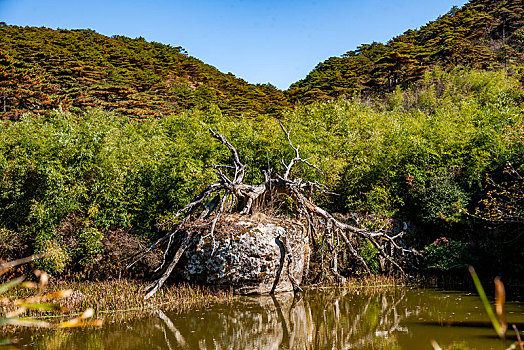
left=0, top=0, right=468, bottom=89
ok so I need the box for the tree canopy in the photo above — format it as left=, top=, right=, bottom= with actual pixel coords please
left=0, top=26, right=290, bottom=119
left=288, top=0, right=524, bottom=103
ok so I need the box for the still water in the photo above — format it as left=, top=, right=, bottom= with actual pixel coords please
left=14, top=287, right=524, bottom=349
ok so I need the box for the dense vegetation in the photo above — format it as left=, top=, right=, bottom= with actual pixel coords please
left=2, top=0, right=524, bottom=120
left=1, top=0, right=523, bottom=280
left=0, top=24, right=289, bottom=120
left=288, top=0, right=524, bottom=103
left=0, top=68, right=522, bottom=278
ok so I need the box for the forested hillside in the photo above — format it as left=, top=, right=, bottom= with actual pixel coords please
left=2, top=0, right=524, bottom=117
left=288, top=0, right=524, bottom=103
left=0, top=24, right=290, bottom=119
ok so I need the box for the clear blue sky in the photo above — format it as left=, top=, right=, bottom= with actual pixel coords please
left=0, top=0, right=468, bottom=90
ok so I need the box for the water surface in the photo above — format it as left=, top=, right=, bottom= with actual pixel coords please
left=13, top=287, right=524, bottom=349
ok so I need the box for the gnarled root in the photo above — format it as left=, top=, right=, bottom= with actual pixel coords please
left=127, top=124, right=417, bottom=298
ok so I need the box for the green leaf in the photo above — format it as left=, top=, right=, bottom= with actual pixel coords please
left=0, top=277, right=25, bottom=295
left=468, top=266, right=502, bottom=337
left=18, top=302, right=62, bottom=311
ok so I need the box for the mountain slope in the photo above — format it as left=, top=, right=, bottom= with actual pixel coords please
left=287, top=0, right=524, bottom=103
left=0, top=25, right=290, bottom=119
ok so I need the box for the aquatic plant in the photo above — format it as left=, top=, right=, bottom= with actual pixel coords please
left=0, top=256, right=101, bottom=347
left=468, top=266, right=506, bottom=338
left=47, top=280, right=234, bottom=316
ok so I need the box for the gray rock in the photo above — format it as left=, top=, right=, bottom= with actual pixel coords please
left=175, top=213, right=310, bottom=294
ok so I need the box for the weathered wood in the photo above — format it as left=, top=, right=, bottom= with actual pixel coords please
left=143, top=232, right=190, bottom=299
left=128, top=124, right=415, bottom=297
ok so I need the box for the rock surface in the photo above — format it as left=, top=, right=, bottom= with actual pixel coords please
left=175, top=213, right=310, bottom=294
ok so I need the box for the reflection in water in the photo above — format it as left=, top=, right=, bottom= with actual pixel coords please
left=12, top=288, right=524, bottom=349
left=149, top=289, right=409, bottom=350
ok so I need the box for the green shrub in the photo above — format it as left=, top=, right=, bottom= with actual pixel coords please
left=358, top=238, right=381, bottom=274
left=408, top=171, right=469, bottom=224
left=422, top=237, right=473, bottom=270
left=77, top=227, right=104, bottom=265
left=36, top=240, right=71, bottom=275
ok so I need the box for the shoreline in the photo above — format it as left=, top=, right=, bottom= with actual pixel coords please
left=5, top=273, right=518, bottom=322
left=2, top=275, right=411, bottom=320
left=1, top=279, right=235, bottom=321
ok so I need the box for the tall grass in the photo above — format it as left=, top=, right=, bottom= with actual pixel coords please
left=1, top=280, right=234, bottom=321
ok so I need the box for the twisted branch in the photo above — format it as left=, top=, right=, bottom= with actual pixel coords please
left=279, top=123, right=323, bottom=180
left=128, top=125, right=416, bottom=297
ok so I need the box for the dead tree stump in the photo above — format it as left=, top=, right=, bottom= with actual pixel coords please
left=127, top=124, right=417, bottom=298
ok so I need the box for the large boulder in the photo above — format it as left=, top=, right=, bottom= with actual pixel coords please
left=174, top=213, right=310, bottom=294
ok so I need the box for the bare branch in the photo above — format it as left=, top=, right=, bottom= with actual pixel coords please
left=208, top=191, right=229, bottom=237
left=199, top=194, right=221, bottom=220
left=301, top=181, right=340, bottom=196
left=205, top=164, right=235, bottom=170
left=209, top=128, right=245, bottom=184
left=144, top=232, right=190, bottom=299
left=0, top=253, right=46, bottom=276
left=158, top=182, right=222, bottom=228
left=279, top=123, right=323, bottom=180
left=366, top=237, right=408, bottom=276
left=213, top=169, right=232, bottom=184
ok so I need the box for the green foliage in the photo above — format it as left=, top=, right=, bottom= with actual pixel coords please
left=77, top=227, right=104, bottom=264
left=36, top=241, right=71, bottom=275
left=408, top=171, right=469, bottom=224
left=0, top=26, right=290, bottom=120
left=283, top=68, right=523, bottom=272
left=0, top=108, right=300, bottom=274
left=475, top=163, right=524, bottom=224
left=357, top=238, right=381, bottom=274
left=422, top=238, right=473, bottom=270
left=288, top=0, right=524, bottom=103
left=0, top=67, right=521, bottom=275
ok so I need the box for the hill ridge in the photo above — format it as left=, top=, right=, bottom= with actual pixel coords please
left=287, top=0, right=524, bottom=103
left=0, top=24, right=289, bottom=119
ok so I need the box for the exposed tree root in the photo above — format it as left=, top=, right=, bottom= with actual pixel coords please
left=127, top=124, right=417, bottom=298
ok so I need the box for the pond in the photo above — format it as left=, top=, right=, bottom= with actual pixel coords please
left=11, top=287, right=524, bottom=349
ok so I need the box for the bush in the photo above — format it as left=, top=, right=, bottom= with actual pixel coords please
left=77, top=227, right=104, bottom=266
left=408, top=171, right=469, bottom=224
left=422, top=237, right=473, bottom=271
left=357, top=238, right=381, bottom=274
left=37, top=240, right=71, bottom=275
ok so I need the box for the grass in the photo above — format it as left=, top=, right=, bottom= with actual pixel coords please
left=307, top=274, right=411, bottom=291
left=2, top=275, right=406, bottom=322
left=9, top=276, right=404, bottom=320
left=1, top=279, right=235, bottom=321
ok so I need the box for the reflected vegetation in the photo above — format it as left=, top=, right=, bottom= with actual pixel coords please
left=11, top=288, right=524, bottom=349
